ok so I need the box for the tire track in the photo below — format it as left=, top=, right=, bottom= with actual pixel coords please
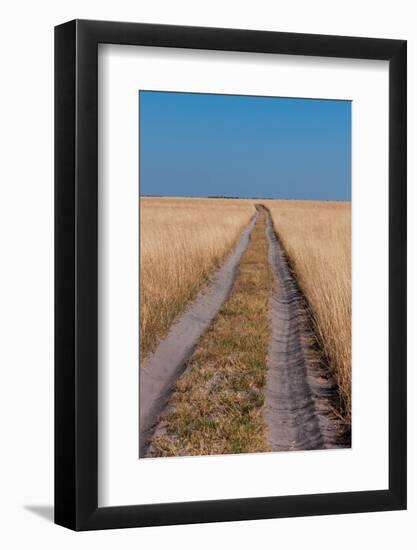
left=140, top=212, right=259, bottom=457
left=263, top=206, right=349, bottom=451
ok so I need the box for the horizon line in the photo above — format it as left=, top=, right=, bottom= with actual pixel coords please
left=140, top=194, right=351, bottom=202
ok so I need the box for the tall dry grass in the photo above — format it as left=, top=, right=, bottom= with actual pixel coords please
left=266, top=200, right=351, bottom=420
left=140, top=197, right=254, bottom=360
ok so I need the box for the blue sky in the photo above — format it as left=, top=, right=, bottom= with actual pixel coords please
left=139, top=91, right=351, bottom=201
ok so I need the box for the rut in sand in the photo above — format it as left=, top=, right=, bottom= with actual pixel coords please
left=263, top=205, right=349, bottom=451
left=140, top=212, right=259, bottom=457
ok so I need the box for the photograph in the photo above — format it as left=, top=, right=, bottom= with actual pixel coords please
left=0, top=2, right=409, bottom=542
left=139, top=91, right=352, bottom=458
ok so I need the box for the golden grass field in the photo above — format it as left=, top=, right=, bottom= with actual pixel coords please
left=266, top=200, right=352, bottom=419
left=140, top=197, right=351, bottom=421
left=140, top=197, right=254, bottom=359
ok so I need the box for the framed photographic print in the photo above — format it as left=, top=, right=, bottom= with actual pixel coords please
left=55, top=20, right=407, bottom=530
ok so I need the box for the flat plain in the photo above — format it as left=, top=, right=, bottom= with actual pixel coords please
left=140, top=197, right=351, bottom=456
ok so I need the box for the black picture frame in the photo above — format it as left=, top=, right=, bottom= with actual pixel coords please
left=55, top=19, right=407, bottom=531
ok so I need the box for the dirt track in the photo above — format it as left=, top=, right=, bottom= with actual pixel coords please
left=140, top=206, right=348, bottom=457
